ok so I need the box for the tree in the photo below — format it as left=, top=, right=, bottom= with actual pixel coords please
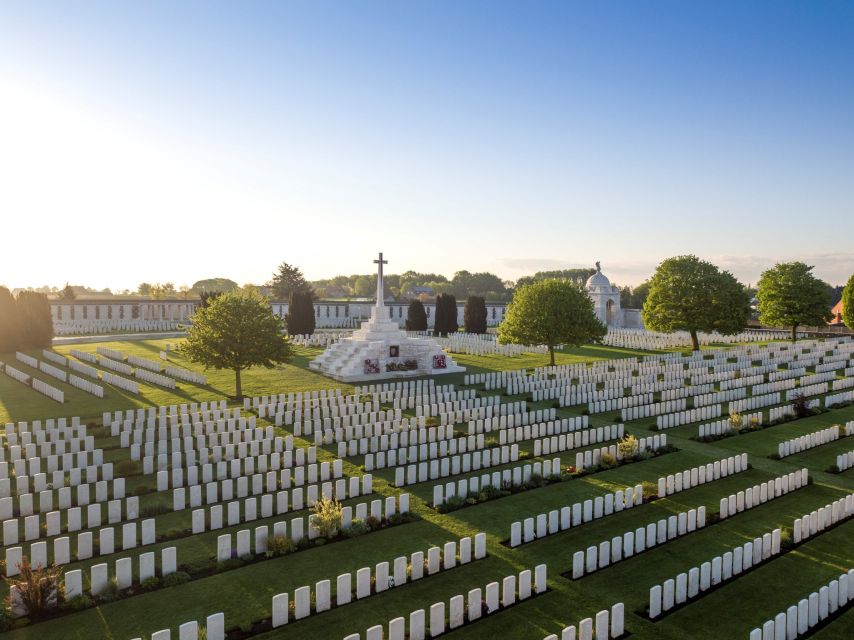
left=515, top=268, right=596, bottom=289
left=625, top=281, right=650, bottom=308
left=433, top=293, right=458, bottom=336
left=137, top=282, right=152, bottom=296
left=353, top=276, right=374, bottom=298
left=59, top=283, right=76, bottom=301
left=271, top=262, right=314, bottom=300
left=191, top=278, right=239, bottom=294
left=150, top=283, right=176, bottom=299
left=0, top=286, right=21, bottom=352
left=842, top=273, right=854, bottom=331
left=756, top=262, right=832, bottom=342
left=405, top=299, right=428, bottom=331
left=499, top=279, right=606, bottom=366
left=464, top=296, right=487, bottom=334
left=199, top=291, right=223, bottom=308
left=285, top=290, right=316, bottom=336
left=642, top=255, right=750, bottom=351
left=451, top=271, right=507, bottom=300
left=16, top=291, right=54, bottom=349
left=180, top=290, right=293, bottom=400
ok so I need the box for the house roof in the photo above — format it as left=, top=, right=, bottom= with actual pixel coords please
left=829, top=299, right=844, bottom=324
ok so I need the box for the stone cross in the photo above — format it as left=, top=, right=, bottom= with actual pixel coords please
left=374, top=253, right=388, bottom=308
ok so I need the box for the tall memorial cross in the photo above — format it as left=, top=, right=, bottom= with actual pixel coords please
left=374, top=252, right=388, bottom=308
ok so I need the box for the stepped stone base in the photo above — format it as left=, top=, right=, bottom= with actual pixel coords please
left=309, top=307, right=464, bottom=383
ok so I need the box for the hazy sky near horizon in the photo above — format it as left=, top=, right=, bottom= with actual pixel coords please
left=1, top=1, right=853, bottom=291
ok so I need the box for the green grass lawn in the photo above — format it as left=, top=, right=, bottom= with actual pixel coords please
left=1, top=339, right=853, bottom=639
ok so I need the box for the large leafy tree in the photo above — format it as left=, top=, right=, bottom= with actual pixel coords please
left=433, top=293, right=458, bottom=336
left=191, top=278, right=239, bottom=294
left=181, top=290, right=292, bottom=400
left=842, top=273, right=854, bottom=331
left=0, top=286, right=21, bottom=352
left=405, top=299, right=428, bottom=331
left=463, top=296, right=488, bottom=334
left=499, top=279, right=606, bottom=366
left=16, top=291, right=54, bottom=349
left=757, top=262, right=832, bottom=341
left=642, top=255, right=750, bottom=351
left=271, top=262, right=314, bottom=300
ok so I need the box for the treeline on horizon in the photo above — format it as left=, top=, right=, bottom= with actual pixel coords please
left=7, top=265, right=847, bottom=310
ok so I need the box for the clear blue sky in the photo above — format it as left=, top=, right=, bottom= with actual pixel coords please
left=1, top=1, right=852, bottom=290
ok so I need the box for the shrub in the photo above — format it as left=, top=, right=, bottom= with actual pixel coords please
left=641, top=481, right=659, bottom=500
left=96, top=580, right=120, bottom=603
left=217, top=558, right=244, bottom=572
left=791, top=394, right=810, bottom=418
left=728, top=411, right=743, bottom=429
left=1, top=557, right=63, bottom=618
left=313, top=497, right=344, bottom=538
left=266, top=535, right=296, bottom=558
left=481, top=485, right=502, bottom=500
left=436, top=495, right=466, bottom=513
left=599, top=452, right=618, bottom=469
left=60, top=594, right=93, bottom=612
left=162, top=571, right=191, bottom=587
left=780, top=528, right=794, bottom=550
left=344, top=519, right=370, bottom=538
left=365, top=516, right=382, bottom=530
left=140, top=577, right=161, bottom=591
left=617, top=434, right=638, bottom=459
left=526, top=473, right=545, bottom=489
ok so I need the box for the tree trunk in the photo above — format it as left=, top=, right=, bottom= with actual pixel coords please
left=234, top=368, right=243, bottom=401
left=791, top=324, right=798, bottom=343
left=549, top=345, right=555, bottom=367
left=690, top=329, right=699, bottom=352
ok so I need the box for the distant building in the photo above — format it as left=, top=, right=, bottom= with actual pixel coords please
left=829, top=299, right=844, bottom=325
left=406, top=285, right=434, bottom=298
left=585, top=263, right=644, bottom=328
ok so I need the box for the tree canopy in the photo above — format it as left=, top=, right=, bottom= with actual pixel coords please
left=515, top=268, right=595, bottom=289
left=285, top=290, right=316, bottom=336
left=499, top=279, right=606, bottom=366
left=433, top=293, right=458, bottom=336
left=271, top=262, right=314, bottom=300
left=463, top=295, right=487, bottom=334
left=620, top=281, right=650, bottom=309
left=191, top=278, right=239, bottom=294
left=0, top=286, right=21, bottom=352
left=642, top=255, right=750, bottom=351
left=756, top=262, right=832, bottom=341
left=181, top=290, right=292, bottom=400
left=15, top=291, right=54, bottom=349
left=842, top=273, right=854, bottom=331
left=405, top=299, right=428, bottom=332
